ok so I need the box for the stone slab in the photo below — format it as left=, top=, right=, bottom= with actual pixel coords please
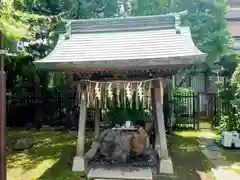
left=231, top=162, right=240, bottom=170
left=197, top=133, right=240, bottom=180
left=87, top=166, right=153, bottom=180
left=212, top=168, right=240, bottom=180
left=159, top=158, right=174, bottom=174
left=72, top=156, right=85, bottom=172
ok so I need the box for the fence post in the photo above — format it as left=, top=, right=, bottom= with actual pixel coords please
left=196, top=94, right=200, bottom=130
left=193, top=92, right=196, bottom=129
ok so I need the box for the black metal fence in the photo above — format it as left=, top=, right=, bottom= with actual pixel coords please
left=171, top=92, right=200, bottom=129
left=6, top=88, right=100, bottom=129
left=7, top=88, right=227, bottom=130
left=170, top=92, right=234, bottom=130
left=6, top=89, right=76, bottom=127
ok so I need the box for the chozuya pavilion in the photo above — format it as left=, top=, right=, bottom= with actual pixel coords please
left=34, top=11, right=206, bottom=180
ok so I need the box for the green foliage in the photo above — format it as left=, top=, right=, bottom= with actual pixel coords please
left=212, top=53, right=240, bottom=132
left=103, top=107, right=152, bottom=127
left=173, top=87, right=195, bottom=96
left=130, top=0, right=170, bottom=16
left=172, top=0, right=229, bottom=67
left=0, top=1, right=59, bottom=41
left=231, top=55, right=240, bottom=87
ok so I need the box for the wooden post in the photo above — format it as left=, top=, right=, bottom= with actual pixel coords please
left=152, top=80, right=168, bottom=159
left=94, top=106, right=100, bottom=140
left=152, top=79, right=173, bottom=174
left=0, top=26, right=6, bottom=180
left=76, top=85, right=87, bottom=156
left=171, top=75, right=176, bottom=127
left=72, top=83, right=87, bottom=172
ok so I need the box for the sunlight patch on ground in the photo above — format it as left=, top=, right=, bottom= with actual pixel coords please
left=7, top=158, right=57, bottom=180
left=52, top=141, right=76, bottom=147
left=6, top=130, right=79, bottom=180
left=176, top=129, right=240, bottom=176
left=167, top=132, right=213, bottom=180
left=175, top=131, right=218, bottom=139
left=7, top=130, right=214, bottom=180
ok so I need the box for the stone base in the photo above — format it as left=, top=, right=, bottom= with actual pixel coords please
left=87, top=165, right=153, bottom=180
left=159, top=158, right=174, bottom=174
left=72, top=156, right=85, bottom=172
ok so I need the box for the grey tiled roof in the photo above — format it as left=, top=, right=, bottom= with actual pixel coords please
left=229, top=39, right=240, bottom=51
left=35, top=13, right=206, bottom=71
left=226, top=8, right=240, bottom=19
left=227, top=0, right=240, bottom=7
left=69, top=14, right=175, bottom=33
left=228, top=21, right=240, bottom=37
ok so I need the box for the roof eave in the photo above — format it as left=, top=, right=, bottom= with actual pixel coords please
left=34, top=53, right=206, bottom=71
left=62, top=11, right=188, bottom=23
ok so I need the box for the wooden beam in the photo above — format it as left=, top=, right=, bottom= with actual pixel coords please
left=76, top=84, right=87, bottom=156
left=94, top=105, right=100, bottom=140
left=152, top=79, right=169, bottom=159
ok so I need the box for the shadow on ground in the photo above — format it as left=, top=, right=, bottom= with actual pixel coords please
left=39, top=133, right=213, bottom=180
left=7, top=130, right=92, bottom=180
left=7, top=130, right=213, bottom=180
left=157, top=133, right=213, bottom=180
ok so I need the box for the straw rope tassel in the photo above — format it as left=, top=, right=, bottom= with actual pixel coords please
left=148, top=81, right=152, bottom=109
left=99, top=84, right=103, bottom=108
left=89, top=82, right=93, bottom=107
left=104, top=84, right=107, bottom=109
left=117, top=83, right=120, bottom=108
left=136, top=83, right=139, bottom=109
left=123, top=83, right=126, bottom=109
left=142, top=82, right=146, bottom=108
left=86, top=83, right=90, bottom=107
left=130, top=83, right=133, bottom=109
left=77, top=84, right=81, bottom=106
left=160, top=80, right=163, bottom=105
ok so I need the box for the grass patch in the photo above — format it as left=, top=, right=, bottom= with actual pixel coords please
left=7, top=130, right=92, bottom=180
left=222, top=152, right=240, bottom=174
left=158, top=131, right=213, bottom=180
left=222, top=151, right=240, bottom=163
left=167, top=132, right=213, bottom=180
left=7, top=130, right=213, bottom=180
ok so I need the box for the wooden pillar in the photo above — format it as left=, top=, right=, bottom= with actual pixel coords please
left=0, top=29, right=6, bottom=180
left=84, top=104, right=101, bottom=160
left=152, top=79, right=173, bottom=174
left=76, top=86, right=87, bottom=156
left=171, top=75, right=176, bottom=127
left=94, top=106, right=100, bottom=140
left=72, top=84, right=87, bottom=172
left=152, top=80, right=168, bottom=159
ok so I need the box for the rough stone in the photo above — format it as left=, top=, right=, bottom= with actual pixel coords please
left=40, top=125, right=53, bottom=131
left=99, top=129, right=133, bottom=163
left=132, top=128, right=149, bottom=153
left=99, top=129, right=117, bottom=157
left=14, top=138, right=33, bottom=150
left=53, top=126, right=66, bottom=131
left=25, top=123, right=34, bottom=130
left=145, top=122, right=153, bottom=133
left=111, top=132, right=133, bottom=163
